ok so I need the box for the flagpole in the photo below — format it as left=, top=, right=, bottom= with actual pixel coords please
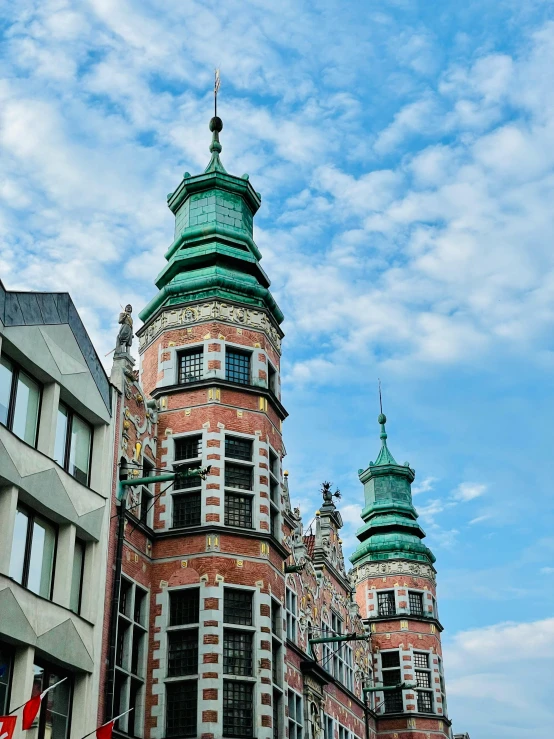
left=7, top=677, right=68, bottom=716
left=79, top=708, right=134, bottom=739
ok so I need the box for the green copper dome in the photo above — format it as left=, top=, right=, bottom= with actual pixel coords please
left=139, top=118, right=283, bottom=325
left=350, top=414, right=435, bottom=566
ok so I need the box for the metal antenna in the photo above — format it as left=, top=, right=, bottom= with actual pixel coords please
left=214, top=68, right=220, bottom=118
left=378, top=378, right=383, bottom=415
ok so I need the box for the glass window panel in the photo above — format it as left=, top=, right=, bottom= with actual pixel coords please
left=166, top=680, right=197, bottom=738
left=45, top=670, right=71, bottom=739
left=224, top=493, right=252, bottom=528
left=224, top=589, right=253, bottom=626
left=225, top=436, right=253, bottom=461
left=170, top=589, right=200, bottom=626
left=223, top=680, right=253, bottom=738
left=174, top=435, right=202, bottom=460
left=0, top=357, right=13, bottom=426
left=9, top=508, right=29, bottom=584
left=223, top=630, right=253, bottom=676
left=225, top=350, right=250, bottom=385
left=54, top=404, right=68, bottom=466
left=27, top=518, right=56, bottom=598
left=69, top=540, right=85, bottom=614
left=381, top=651, right=400, bottom=669
left=12, top=372, right=40, bottom=446
left=0, top=644, right=12, bottom=714
left=167, top=630, right=198, bottom=677
left=172, top=492, right=201, bottom=528
left=179, top=349, right=203, bottom=384
left=224, top=463, right=252, bottom=490
left=69, top=415, right=91, bottom=485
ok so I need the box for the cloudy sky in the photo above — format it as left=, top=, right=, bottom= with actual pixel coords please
left=1, top=1, right=554, bottom=736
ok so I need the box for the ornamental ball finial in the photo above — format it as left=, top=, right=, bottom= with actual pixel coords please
left=209, top=116, right=223, bottom=132
left=378, top=413, right=387, bottom=425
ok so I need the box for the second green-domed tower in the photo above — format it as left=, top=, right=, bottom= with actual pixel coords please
left=352, top=416, right=450, bottom=737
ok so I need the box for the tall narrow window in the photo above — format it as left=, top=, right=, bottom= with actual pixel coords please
left=223, top=680, right=253, bottom=738
left=414, top=652, right=434, bottom=713
left=165, top=587, right=199, bottom=737
left=223, top=631, right=253, bottom=676
left=225, top=349, right=250, bottom=385
left=172, top=436, right=202, bottom=528
left=30, top=661, right=72, bottom=739
left=178, top=347, right=203, bottom=384
left=0, top=644, right=13, bottom=714
left=381, top=651, right=403, bottom=713
left=408, top=591, right=423, bottom=616
left=288, top=691, right=303, bottom=739
left=377, top=590, right=396, bottom=617
left=9, top=507, right=56, bottom=599
left=286, top=588, right=298, bottom=642
left=0, top=356, right=41, bottom=446
left=166, top=680, right=197, bottom=738
left=54, top=404, right=92, bottom=485
left=69, top=539, right=85, bottom=614
left=115, top=579, right=148, bottom=734
left=267, top=363, right=277, bottom=394
left=224, top=589, right=253, bottom=626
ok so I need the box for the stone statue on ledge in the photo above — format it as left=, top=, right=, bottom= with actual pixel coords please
left=116, top=304, right=134, bottom=355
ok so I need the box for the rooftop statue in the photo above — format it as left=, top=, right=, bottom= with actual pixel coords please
left=116, top=304, right=134, bottom=355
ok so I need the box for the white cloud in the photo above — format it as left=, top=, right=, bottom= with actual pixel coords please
left=411, top=475, right=437, bottom=495
left=453, top=482, right=487, bottom=502
left=540, top=566, right=554, bottom=575
left=469, top=514, right=491, bottom=525
left=444, top=618, right=554, bottom=738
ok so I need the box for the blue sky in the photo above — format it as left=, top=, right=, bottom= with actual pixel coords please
left=1, top=1, right=554, bottom=736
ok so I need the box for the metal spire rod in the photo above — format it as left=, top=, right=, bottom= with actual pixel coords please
left=378, top=378, right=383, bottom=415
left=214, top=68, right=220, bottom=118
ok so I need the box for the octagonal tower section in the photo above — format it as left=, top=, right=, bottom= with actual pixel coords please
left=136, top=118, right=289, bottom=739
left=351, top=415, right=451, bottom=739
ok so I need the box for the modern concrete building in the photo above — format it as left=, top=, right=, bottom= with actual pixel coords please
left=0, top=281, right=114, bottom=739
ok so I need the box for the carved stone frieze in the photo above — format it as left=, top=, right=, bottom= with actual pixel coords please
left=355, top=559, right=436, bottom=582
left=138, top=300, right=283, bottom=353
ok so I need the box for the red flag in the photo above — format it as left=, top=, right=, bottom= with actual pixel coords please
left=22, top=696, right=41, bottom=731
left=95, top=721, right=114, bottom=739
left=22, top=677, right=67, bottom=731
left=0, top=716, right=17, bottom=739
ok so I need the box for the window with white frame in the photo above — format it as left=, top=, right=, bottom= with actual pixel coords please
left=165, top=588, right=199, bottom=738
left=115, top=578, right=148, bottom=737
left=324, top=715, right=334, bottom=739
left=268, top=447, right=280, bottom=541
left=172, top=435, right=202, bottom=528
left=380, top=650, right=403, bottom=713
left=285, top=587, right=298, bottom=642
left=437, top=655, right=447, bottom=716
left=377, top=590, right=396, bottom=617
left=178, top=347, right=203, bottom=384
left=414, top=651, right=433, bottom=713
left=328, top=612, right=354, bottom=691
left=408, top=590, right=423, bottom=616
left=223, top=588, right=255, bottom=738
left=288, top=691, right=303, bottom=739
left=338, top=726, right=354, bottom=739
left=224, top=435, right=254, bottom=530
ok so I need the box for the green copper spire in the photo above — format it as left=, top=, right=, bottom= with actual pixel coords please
left=373, top=413, right=397, bottom=466
left=350, top=414, right=435, bottom=567
left=139, top=116, right=283, bottom=325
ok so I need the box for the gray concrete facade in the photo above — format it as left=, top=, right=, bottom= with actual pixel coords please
left=0, top=283, right=114, bottom=739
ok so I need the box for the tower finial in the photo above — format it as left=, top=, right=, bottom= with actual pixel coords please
left=373, top=381, right=396, bottom=465
left=206, top=69, right=226, bottom=174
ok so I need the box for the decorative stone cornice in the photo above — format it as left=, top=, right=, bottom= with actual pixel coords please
left=137, top=299, right=283, bottom=354
left=352, top=558, right=436, bottom=583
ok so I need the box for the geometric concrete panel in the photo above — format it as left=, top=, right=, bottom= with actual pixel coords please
left=23, top=467, right=77, bottom=523
left=36, top=619, right=94, bottom=673
left=77, top=506, right=105, bottom=541
left=0, top=587, right=37, bottom=645
left=39, top=328, right=88, bottom=376
left=0, top=430, right=52, bottom=478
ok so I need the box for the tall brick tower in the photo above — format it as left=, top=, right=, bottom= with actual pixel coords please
left=351, top=414, right=451, bottom=739
left=136, top=115, right=289, bottom=739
